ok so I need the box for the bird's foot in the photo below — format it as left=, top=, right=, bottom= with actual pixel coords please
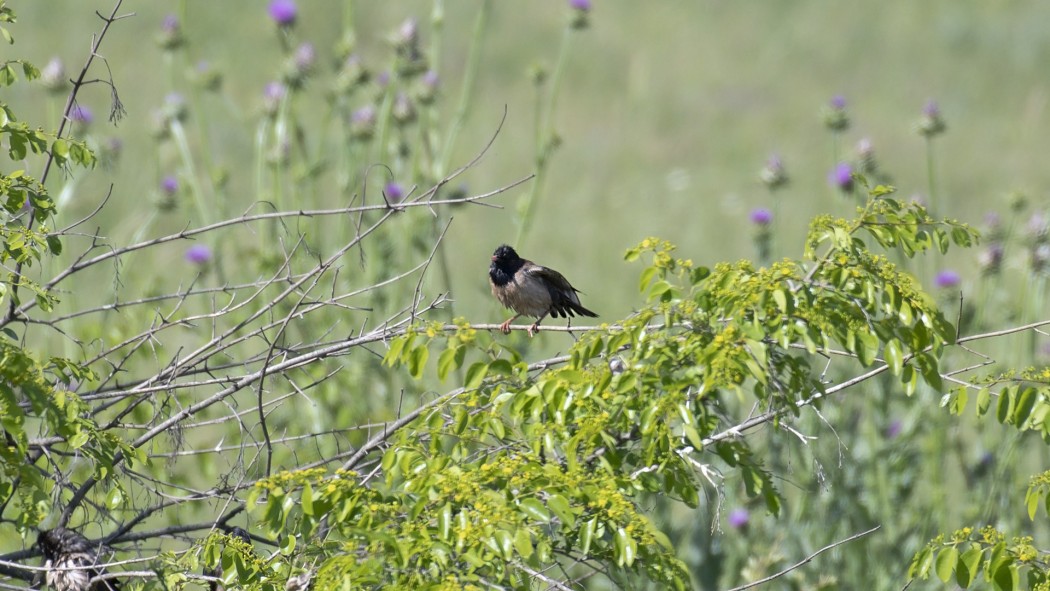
left=527, top=323, right=540, bottom=337
left=499, top=319, right=513, bottom=334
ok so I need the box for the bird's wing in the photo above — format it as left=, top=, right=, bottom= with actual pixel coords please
left=523, top=264, right=578, bottom=294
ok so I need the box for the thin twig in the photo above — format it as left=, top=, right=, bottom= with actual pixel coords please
left=723, top=525, right=881, bottom=591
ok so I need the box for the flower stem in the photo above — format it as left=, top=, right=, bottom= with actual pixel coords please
left=516, top=22, right=577, bottom=247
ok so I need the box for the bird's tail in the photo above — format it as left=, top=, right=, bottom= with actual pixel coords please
left=570, top=302, right=598, bottom=318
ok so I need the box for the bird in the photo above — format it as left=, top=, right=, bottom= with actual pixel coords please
left=36, top=527, right=120, bottom=591
left=488, top=244, right=597, bottom=337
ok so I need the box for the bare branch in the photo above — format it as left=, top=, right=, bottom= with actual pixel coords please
left=723, top=525, right=881, bottom=591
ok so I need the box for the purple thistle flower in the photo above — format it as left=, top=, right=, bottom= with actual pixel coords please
left=161, top=14, right=179, bottom=34
left=884, top=419, right=902, bottom=439
left=263, top=82, right=286, bottom=115
left=416, top=70, right=440, bottom=104
left=822, top=95, right=850, bottom=131
left=350, top=105, right=377, bottom=139
left=264, top=82, right=286, bottom=102
left=1026, top=211, right=1048, bottom=238
left=396, top=17, right=419, bottom=48
left=934, top=270, right=961, bottom=289
left=157, top=14, right=184, bottom=50
left=193, top=60, right=223, bottom=91
left=384, top=181, right=406, bottom=203
left=978, top=243, right=1004, bottom=274
left=70, top=105, right=93, bottom=124
left=749, top=207, right=773, bottom=226
left=375, top=70, right=391, bottom=88
left=759, top=153, right=788, bottom=189
left=916, top=98, right=947, bottom=137
left=268, top=0, right=297, bottom=26
left=855, top=137, right=874, bottom=160
left=160, top=176, right=178, bottom=195
left=393, top=92, right=415, bottom=124
left=827, top=162, right=853, bottom=192
left=727, top=508, right=750, bottom=529
left=294, top=42, right=316, bottom=71
left=185, top=244, right=212, bottom=265
left=41, top=57, right=66, bottom=93
left=165, top=92, right=188, bottom=121
left=352, top=105, right=376, bottom=125
left=823, top=96, right=848, bottom=131
left=423, top=69, right=440, bottom=90
left=568, top=0, right=592, bottom=28
left=923, top=99, right=941, bottom=119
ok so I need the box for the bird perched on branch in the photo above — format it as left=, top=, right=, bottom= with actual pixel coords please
left=488, top=245, right=597, bottom=336
left=37, top=527, right=120, bottom=591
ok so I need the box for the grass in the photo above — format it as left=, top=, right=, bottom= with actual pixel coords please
left=7, top=2, right=1050, bottom=326
left=5, top=2, right=1050, bottom=588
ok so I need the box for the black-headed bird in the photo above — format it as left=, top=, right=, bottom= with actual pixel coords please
left=37, top=527, right=120, bottom=591
left=489, top=245, right=597, bottom=336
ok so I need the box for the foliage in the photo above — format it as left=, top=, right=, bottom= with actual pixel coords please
left=2, top=2, right=1050, bottom=591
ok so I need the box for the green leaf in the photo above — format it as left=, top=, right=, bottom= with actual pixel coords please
left=976, top=388, right=991, bottom=417
left=579, top=518, right=596, bottom=554
left=638, top=266, right=658, bottom=293
left=489, top=358, right=513, bottom=376
left=614, top=527, right=636, bottom=567
left=855, top=329, right=878, bottom=366
left=301, top=482, right=314, bottom=516
left=996, top=387, right=1013, bottom=424
left=493, top=529, right=513, bottom=559
left=1026, top=485, right=1041, bottom=521
left=67, top=429, right=89, bottom=449
left=682, top=424, right=704, bottom=450
left=908, top=546, right=934, bottom=579
left=883, top=339, right=903, bottom=375
left=437, top=346, right=463, bottom=381
left=916, top=353, right=943, bottom=391
left=106, top=487, right=123, bottom=509
left=464, top=362, right=488, bottom=389
left=934, top=546, right=958, bottom=583
left=1013, top=387, right=1037, bottom=426
left=517, top=498, right=550, bottom=522
left=280, top=533, right=296, bottom=555
left=949, top=387, right=968, bottom=416
left=21, top=61, right=40, bottom=80
left=992, top=562, right=1017, bottom=591
left=898, top=301, right=913, bottom=325
left=407, top=345, right=429, bottom=379
left=383, top=335, right=409, bottom=367
left=546, top=493, right=575, bottom=528
left=901, top=364, right=918, bottom=396
left=513, top=527, right=533, bottom=559
left=956, top=545, right=983, bottom=588
left=772, top=289, right=788, bottom=313
left=0, top=64, right=15, bottom=86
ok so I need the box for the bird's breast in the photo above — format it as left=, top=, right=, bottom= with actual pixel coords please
left=491, top=272, right=552, bottom=317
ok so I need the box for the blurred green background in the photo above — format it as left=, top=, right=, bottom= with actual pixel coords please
left=11, top=1, right=1050, bottom=324
left=6, top=2, right=1050, bottom=588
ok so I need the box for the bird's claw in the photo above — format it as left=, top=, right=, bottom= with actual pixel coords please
left=527, top=323, right=539, bottom=337
left=499, top=320, right=513, bottom=334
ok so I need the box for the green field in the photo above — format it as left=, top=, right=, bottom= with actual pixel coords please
left=4, top=2, right=1050, bottom=589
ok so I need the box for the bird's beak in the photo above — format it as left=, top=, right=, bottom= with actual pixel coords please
left=491, top=255, right=498, bottom=261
